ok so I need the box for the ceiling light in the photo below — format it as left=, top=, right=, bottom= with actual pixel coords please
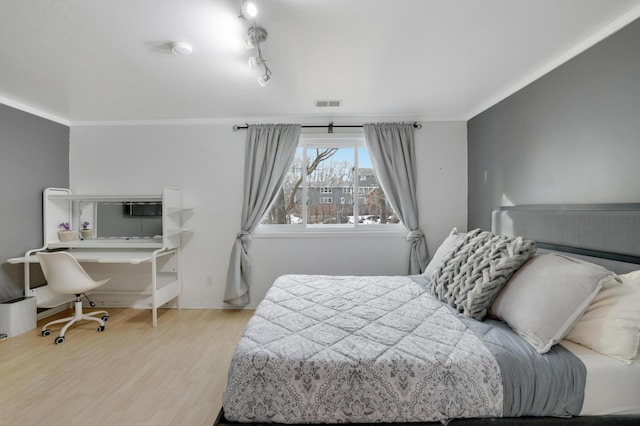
left=243, top=35, right=255, bottom=50
left=244, top=26, right=267, bottom=50
left=257, top=61, right=272, bottom=87
left=240, top=1, right=258, bottom=19
left=257, top=72, right=271, bottom=87
left=248, top=56, right=258, bottom=69
left=170, top=42, right=192, bottom=56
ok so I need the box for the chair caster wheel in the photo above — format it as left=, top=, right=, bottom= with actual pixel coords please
left=55, top=336, right=65, bottom=344
left=98, top=325, right=105, bottom=332
left=42, top=329, right=52, bottom=337
left=102, top=315, right=109, bottom=322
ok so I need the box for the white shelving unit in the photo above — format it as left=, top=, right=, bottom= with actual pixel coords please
left=9, top=187, right=189, bottom=327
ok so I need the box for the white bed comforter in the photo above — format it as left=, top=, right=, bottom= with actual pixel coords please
left=223, top=274, right=503, bottom=423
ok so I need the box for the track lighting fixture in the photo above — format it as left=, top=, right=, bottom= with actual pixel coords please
left=247, top=29, right=271, bottom=86
left=257, top=67, right=271, bottom=87
left=243, top=26, right=267, bottom=50
left=240, top=1, right=258, bottom=20
left=239, top=1, right=272, bottom=87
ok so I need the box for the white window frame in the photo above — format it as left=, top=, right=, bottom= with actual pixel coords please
left=256, top=133, right=405, bottom=238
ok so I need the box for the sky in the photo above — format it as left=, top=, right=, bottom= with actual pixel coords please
left=303, top=147, right=373, bottom=169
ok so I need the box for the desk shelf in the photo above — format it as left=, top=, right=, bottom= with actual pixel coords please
left=131, top=279, right=180, bottom=310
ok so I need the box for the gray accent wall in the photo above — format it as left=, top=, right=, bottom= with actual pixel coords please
left=468, top=18, right=640, bottom=231
left=0, top=104, right=69, bottom=301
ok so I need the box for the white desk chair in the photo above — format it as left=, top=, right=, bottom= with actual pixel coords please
left=36, top=251, right=110, bottom=344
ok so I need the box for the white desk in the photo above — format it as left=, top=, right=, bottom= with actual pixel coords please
left=11, top=248, right=169, bottom=265
left=8, top=246, right=179, bottom=327
left=10, top=187, right=185, bottom=328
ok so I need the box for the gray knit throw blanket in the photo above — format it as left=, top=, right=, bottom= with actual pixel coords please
left=430, top=228, right=536, bottom=320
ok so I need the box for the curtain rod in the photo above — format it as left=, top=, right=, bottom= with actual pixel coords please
left=232, top=121, right=422, bottom=133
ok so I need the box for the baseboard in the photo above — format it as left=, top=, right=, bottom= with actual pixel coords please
left=83, top=290, right=179, bottom=309
left=179, top=302, right=256, bottom=309
left=37, top=303, right=71, bottom=320
left=76, top=290, right=254, bottom=310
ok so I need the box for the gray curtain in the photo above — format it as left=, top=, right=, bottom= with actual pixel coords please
left=224, top=124, right=301, bottom=306
left=363, top=122, right=429, bottom=274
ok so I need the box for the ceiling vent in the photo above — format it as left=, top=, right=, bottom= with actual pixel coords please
left=315, top=99, right=342, bottom=108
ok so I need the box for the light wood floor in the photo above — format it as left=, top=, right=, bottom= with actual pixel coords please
left=0, top=307, right=254, bottom=426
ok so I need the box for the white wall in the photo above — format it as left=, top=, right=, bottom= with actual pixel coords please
left=69, top=119, right=467, bottom=309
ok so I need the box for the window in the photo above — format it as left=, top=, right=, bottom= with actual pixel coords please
left=261, top=134, right=400, bottom=229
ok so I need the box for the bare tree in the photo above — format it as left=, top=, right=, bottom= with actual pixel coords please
left=265, top=148, right=339, bottom=224
left=287, top=148, right=338, bottom=214
left=366, top=188, right=388, bottom=224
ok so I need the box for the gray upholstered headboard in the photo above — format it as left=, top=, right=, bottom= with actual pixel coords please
left=492, top=204, right=640, bottom=274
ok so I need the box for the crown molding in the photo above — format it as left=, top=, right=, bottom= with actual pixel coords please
left=465, top=4, right=640, bottom=120
left=0, top=96, right=69, bottom=126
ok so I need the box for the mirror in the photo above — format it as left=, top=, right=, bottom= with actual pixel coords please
left=79, top=201, right=163, bottom=239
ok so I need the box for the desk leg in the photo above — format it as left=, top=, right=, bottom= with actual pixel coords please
left=24, top=249, right=42, bottom=298
left=24, top=261, right=30, bottom=297
left=151, top=254, right=158, bottom=328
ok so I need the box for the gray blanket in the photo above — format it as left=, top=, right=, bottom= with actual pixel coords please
left=461, top=316, right=585, bottom=417
left=223, top=274, right=585, bottom=423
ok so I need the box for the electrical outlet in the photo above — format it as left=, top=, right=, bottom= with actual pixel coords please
left=206, top=276, right=213, bottom=286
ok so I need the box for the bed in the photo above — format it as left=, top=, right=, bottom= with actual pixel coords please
left=217, top=204, right=640, bottom=425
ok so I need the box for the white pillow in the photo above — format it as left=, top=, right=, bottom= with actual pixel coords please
left=490, top=253, right=620, bottom=354
left=422, top=228, right=465, bottom=282
left=565, top=270, right=640, bottom=364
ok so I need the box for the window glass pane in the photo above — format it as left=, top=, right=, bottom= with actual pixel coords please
left=262, top=140, right=400, bottom=228
left=357, top=147, right=399, bottom=224
left=262, top=147, right=304, bottom=224
left=306, top=147, right=353, bottom=225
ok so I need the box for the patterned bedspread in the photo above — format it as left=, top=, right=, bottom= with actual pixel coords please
left=223, top=274, right=503, bottom=423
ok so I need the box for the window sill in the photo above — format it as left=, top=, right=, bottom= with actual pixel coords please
left=253, top=225, right=407, bottom=239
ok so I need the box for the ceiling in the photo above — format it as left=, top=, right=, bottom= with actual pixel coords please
left=1, top=0, right=640, bottom=125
